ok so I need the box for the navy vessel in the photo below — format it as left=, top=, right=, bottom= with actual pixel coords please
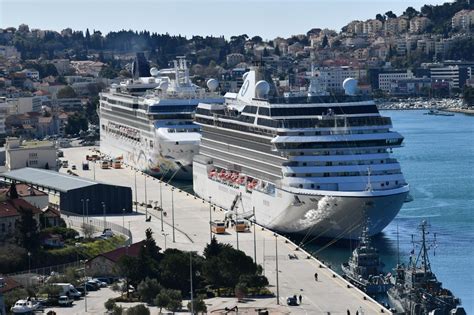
left=387, top=221, right=465, bottom=315
left=341, top=221, right=391, bottom=294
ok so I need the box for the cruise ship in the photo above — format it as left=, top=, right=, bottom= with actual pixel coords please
left=193, top=65, right=409, bottom=239
left=99, top=57, right=224, bottom=179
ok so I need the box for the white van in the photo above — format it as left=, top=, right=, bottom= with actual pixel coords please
left=52, top=283, right=81, bottom=299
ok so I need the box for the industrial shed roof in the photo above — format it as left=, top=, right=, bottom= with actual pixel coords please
left=0, top=167, right=110, bottom=193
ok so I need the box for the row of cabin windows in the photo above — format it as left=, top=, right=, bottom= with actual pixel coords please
left=284, top=159, right=391, bottom=167
left=286, top=149, right=387, bottom=156
left=285, top=170, right=400, bottom=177
left=275, top=139, right=402, bottom=150
left=293, top=180, right=400, bottom=189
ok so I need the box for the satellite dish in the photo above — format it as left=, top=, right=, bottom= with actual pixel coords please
left=242, top=72, right=249, bottom=81
left=150, top=67, right=159, bottom=77
left=343, top=78, right=357, bottom=96
left=207, top=78, right=219, bottom=91
left=255, top=80, right=270, bottom=99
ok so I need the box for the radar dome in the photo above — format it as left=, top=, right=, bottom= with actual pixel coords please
left=150, top=67, right=159, bottom=77
left=343, top=78, right=357, bottom=95
left=255, top=80, right=270, bottom=99
left=242, top=72, right=249, bottom=81
left=206, top=78, right=219, bottom=91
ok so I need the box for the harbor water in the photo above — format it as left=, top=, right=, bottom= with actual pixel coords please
left=297, top=110, right=474, bottom=313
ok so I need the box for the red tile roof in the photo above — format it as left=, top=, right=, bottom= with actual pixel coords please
left=0, top=277, right=22, bottom=294
left=90, top=241, right=146, bottom=264
left=0, top=199, right=42, bottom=218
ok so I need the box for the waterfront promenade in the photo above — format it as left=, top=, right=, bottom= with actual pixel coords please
left=60, top=146, right=390, bottom=314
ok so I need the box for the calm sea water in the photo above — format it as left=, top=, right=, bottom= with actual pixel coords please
left=296, top=110, right=474, bottom=313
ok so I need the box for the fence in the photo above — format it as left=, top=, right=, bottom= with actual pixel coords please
left=64, top=213, right=133, bottom=245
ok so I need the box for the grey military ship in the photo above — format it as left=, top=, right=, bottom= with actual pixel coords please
left=387, top=221, right=465, bottom=315
left=341, top=222, right=392, bottom=294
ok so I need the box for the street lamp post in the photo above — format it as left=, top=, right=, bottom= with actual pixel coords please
left=80, top=259, right=87, bottom=312
left=102, top=202, right=106, bottom=230
left=162, top=233, right=169, bottom=250
left=122, top=208, right=125, bottom=235
left=253, top=206, right=257, bottom=264
left=134, top=169, right=138, bottom=212
left=190, top=252, right=194, bottom=314
left=274, top=233, right=279, bottom=305
left=81, top=199, right=85, bottom=227
left=27, top=252, right=31, bottom=274
left=85, top=199, right=89, bottom=224
left=209, top=196, right=212, bottom=243
left=159, top=180, right=163, bottom=231
left=171, top=188, right=175, bottom=243
left=144, top=175, right=148, bottom=219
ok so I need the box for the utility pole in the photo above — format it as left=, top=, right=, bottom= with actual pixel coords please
left=171, top=187, right=175, bottom=243
left=274, top=233, right=279, bottom=305
left=122, top=208, right=125, bottom=236
left=253, top=206, right=257, bottom=264
left=209, top=196, right=212, bottom=243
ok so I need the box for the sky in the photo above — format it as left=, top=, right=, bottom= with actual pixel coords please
left=0, top=0, right=448, bottom=39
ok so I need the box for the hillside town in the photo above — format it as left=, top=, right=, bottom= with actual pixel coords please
left=0, top=2, right=473, bottom=145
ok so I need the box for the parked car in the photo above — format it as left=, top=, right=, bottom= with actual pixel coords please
left=91, top=278, right=107, bottom=287
left=86, top=280, right=101, bottom=290
left=58, top=296, right=73, bottom=307
left=71, top=165, right=76, bottom=170
left=102, top=228, right=114, bottom=237
left=287, top=296, right=298, bottom=306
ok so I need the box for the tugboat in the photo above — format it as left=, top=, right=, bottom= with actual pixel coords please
left=424, top=109, right=454, bottom=116
left=341, top=222, right=392, bottom=294
left=387, top=221, right=465, bottom=315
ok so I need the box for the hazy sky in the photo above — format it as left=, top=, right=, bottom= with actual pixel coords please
left=1, top=0, right=447, bottom=39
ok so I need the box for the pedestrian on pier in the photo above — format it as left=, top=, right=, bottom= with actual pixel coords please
left=314, top=272, right=318, bottom=281
left=299, top=294, right=302, bottom=304
left=347, top=310, right=350, bottom=315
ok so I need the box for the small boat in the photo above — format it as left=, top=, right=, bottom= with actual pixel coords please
left=424, top=109, right=455, bottom=116
left=10, top=298, right=41, bottom=314
left=341, top=222, right=392, bottom=294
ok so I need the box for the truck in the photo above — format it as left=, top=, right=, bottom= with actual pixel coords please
left=52, top=283, right=82, bottom=299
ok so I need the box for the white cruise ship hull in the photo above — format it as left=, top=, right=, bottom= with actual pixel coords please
left=193, top=161, right=408, bottom=239
left=100, top=125, right=196, bottom=180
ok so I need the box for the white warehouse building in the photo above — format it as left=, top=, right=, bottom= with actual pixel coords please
left=5, top=138, right=58, bottom=171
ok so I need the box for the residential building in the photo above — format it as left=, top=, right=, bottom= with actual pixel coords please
left=86, top=241, right=146, bottom=276
left=0, top=98, right=7, bottom=143
left=316, top=66, right=367, bottom=91
left=0, top=45, right=20, bottom=59
left=7, top=96, right=42, bottom=114
left=363, top=19, right=383, bottom=35
left=5, top=138, right=58, bottom=171
left=20, top=69, right=40, bottom=81
left=53, top=98, right=83, bottom=111
left=389, top=77, right=432, bottom=95
left=378, top=70, right=414, bottom=92
left=452, top=9, right=474, bottom=31
left=409, top=17, right=431, bottom=34
left=226, top=53, right=245, bottom=67
left=0, top=197, right=41, bottom=239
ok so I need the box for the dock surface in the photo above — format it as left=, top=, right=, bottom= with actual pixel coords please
left=60, top=146, right=390, bottom=314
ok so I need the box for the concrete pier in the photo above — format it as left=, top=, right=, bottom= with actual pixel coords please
left=61, top=146, right=391, bottom=314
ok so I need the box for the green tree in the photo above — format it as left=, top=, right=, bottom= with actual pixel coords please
left=104, top=298, right=116, bottom=312
left=165, top=289, right=182, bottom=313
left=137, top=278, right=163, bottom=304
left=385, top=11, right=397, bottom=18
left=126, top=304, right=150, bottom=315
left=65, top=113, right=88, bottom=135
left=57, top=86, right=77, bottom=99
left=403, top=6, right=419, bottom=19
left=187, top=297, right=207, bottom=314
left=463, top=87, right=474, bottom=106
left=321, top=35, right=328, bottom=48
left=99, top=66, right=119, bottom=79
left=154, top=291, right=171, bottom=314
left=15, top=206, right=40, bottom=252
